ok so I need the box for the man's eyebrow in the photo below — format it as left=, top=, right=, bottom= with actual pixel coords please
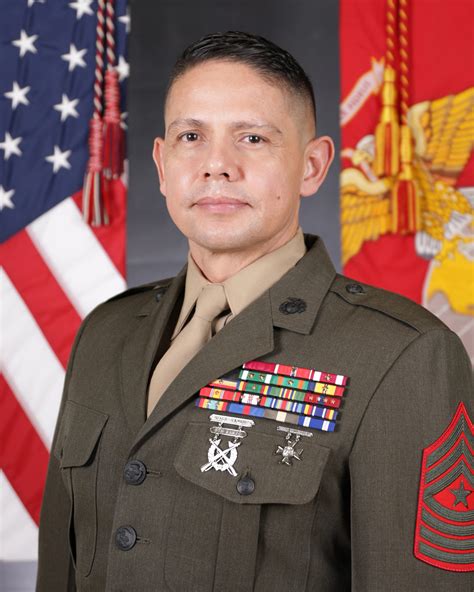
left=167, top=118, right=282, bottom=135
left=167, top=118, right=203, bottom=134
left=232, top=120, right=283, bottom=135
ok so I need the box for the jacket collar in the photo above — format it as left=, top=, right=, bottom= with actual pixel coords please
left=171, top=226, right=307, bottom=339
left=123, top=233, right=337, bottom=451
left=135, top=232, right=335, bottom=333
left=270, top=233, right=336, bottom=334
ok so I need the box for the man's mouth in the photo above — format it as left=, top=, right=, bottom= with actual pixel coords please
left=194, top=196, right=249, bottom=212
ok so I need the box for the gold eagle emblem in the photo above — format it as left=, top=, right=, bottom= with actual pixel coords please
left=341, top=86, right=474, bottom=318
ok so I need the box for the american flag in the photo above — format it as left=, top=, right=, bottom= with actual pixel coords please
left=0, top=0, right=128, bottom=565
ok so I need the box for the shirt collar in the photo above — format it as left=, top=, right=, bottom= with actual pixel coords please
left=171, top=226, right=307, bottom=340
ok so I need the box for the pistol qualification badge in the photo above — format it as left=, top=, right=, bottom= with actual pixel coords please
left=200, top=414, right=254, bottom=477
left=275, top=426, right=313, bottom=466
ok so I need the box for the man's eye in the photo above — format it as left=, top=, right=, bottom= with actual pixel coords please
left=245, top=135, right=264, bottom=144
left=180, top=132, right=199, bottom=142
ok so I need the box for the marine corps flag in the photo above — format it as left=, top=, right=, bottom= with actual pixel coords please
left=339, top=0, right=474, bottom=361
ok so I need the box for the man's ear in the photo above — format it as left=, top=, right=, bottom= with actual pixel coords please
left=152, top=137, right=166, bottom=195
left=300, top=135, right=335, bottom=197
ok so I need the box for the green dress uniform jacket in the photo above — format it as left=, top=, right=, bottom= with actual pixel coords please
left=36, top=233, right=473, bottom=592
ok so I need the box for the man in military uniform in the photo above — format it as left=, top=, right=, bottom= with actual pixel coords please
left=37, top=31, right=473, bottom=591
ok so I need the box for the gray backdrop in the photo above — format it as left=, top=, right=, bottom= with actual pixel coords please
left=127, top=0, right=341, bottom=285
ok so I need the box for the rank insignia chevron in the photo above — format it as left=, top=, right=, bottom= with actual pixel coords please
left=414, top=402, right=474, bottom=572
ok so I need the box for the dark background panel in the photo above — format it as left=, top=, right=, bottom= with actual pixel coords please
left=127, top=0, right=340, bottom=285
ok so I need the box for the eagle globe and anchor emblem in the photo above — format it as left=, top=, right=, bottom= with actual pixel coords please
left=341, top=63, right=474, bottom=359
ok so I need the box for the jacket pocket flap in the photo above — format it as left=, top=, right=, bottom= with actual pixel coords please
left=174, top=421, right=331, bottom=505
left=57, top=401, right=109, bottom=468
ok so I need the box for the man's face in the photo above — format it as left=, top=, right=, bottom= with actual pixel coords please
left=153, top=60, right=331, bottom=252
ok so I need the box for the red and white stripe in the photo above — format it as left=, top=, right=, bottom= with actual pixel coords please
left=0, top=189, right=126, bottom=560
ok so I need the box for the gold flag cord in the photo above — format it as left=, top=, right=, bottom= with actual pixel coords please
left=375, top=0, right=421, bottom=234
left=374, top=0, right=399, bottom=178
left=392, top=0, right=421, bottom=234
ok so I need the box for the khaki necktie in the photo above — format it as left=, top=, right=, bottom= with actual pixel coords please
left=146, top=283, right=229, bottom=417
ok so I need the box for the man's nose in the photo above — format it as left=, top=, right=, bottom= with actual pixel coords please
left=201, top=140, right=241, bottom=181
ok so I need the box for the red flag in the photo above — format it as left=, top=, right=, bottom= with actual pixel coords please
left=339, top=0, right=474, bottom=360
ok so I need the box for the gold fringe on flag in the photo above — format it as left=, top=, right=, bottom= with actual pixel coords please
left=391, top=0, right=420, bottom=234
left=374, top=0, right=420, bottom=234
left=374, top=66, right=399, bottom=177
left=391, top=124, right=421, bottom=233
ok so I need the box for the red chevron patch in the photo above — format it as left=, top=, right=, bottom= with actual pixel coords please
left=414, top=402, right=474, bottom=572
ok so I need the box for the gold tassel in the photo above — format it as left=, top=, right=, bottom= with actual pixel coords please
left=374, top=66, right=400, bottom=177
left=391, top=124, right=420, bottom=233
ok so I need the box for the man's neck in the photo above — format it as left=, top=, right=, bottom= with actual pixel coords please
left=188, top=224, right=300, bottom=283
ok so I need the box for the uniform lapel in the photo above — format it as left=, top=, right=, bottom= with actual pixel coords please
left=129, top=291, right=275, bottom=454
left=128, top=233, right=337, bottom=455
left=119, top=266, right=186, bottom=436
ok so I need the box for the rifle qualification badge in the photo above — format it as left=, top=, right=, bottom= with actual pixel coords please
left=200, top=414, right=254, bottom=477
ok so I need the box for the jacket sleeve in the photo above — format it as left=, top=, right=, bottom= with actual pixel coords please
left=36, top=311, right=95, bottom=592
left=348, top=328, right=473, bottom=591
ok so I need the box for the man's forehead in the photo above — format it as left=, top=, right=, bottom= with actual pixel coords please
left=164, top=61, right=291, bottom=114
left=164, top=60, right=315, bottom=139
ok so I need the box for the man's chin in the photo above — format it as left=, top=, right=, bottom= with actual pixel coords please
left=187, top=226, right=262, bottom=252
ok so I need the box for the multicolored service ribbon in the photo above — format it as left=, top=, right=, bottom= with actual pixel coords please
left=196, top=360, right=349, bottom=433
left=242, top=360, right=348, bottom=386
left=199, top=386, right=338, bottom=420
left=196, top=398, right=337, bottom=432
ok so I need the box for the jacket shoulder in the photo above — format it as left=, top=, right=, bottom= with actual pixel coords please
left=81, top=276, right=175, bottom=326
left=329, top=274, right=447, bottom=335
left=65, top=276, right=177, bottom=366
left=104, top=276, right=174, bottom=304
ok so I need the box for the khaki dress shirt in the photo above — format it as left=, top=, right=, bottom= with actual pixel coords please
left=171, top=226, right=307, bottom=341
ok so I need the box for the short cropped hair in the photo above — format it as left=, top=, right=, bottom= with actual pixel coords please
left=165, top=31, right=317, bottom=135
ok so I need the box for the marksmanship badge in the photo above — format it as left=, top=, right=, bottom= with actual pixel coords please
left=274, top=426, right=313, bottom=466
left=200, top=414, right=254, bottom=477
left=414, top=402, right=474, bottom=572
